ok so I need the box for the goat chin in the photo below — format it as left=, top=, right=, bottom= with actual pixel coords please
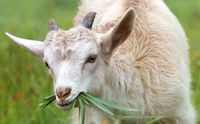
left=56, top=101, right=74, bottom=111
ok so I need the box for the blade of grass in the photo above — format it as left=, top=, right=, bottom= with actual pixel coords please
left=146, top=116, right=162, bottom=124
left=81, top=94, right=114, bottom=116
left=81, top=96, right=89, bottom=104
left=72, top=99, right=78, bottom=108
left=39, top=95, right=56, bottom=109
left=44, top=95, right=56, bottom=100
left=78, top=97, right=85, bottom=124
left=113, top=115, right=160, bottom=120
left=85, top=93, right=139, bottom=112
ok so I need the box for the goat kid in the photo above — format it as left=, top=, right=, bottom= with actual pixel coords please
left=6, top=0, right=196, bottom=124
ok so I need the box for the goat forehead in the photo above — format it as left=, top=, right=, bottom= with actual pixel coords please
left=45, top=27, right=96, bottom=46
left=44, top=27, right=97, bottom=60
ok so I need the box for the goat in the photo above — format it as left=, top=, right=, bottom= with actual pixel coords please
left=6, top=0, right=196, bottom=123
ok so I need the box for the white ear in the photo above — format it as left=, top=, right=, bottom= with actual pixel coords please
left=5, top=32, right=44, bottom=59
left=101, top=8, right=135, bottom=54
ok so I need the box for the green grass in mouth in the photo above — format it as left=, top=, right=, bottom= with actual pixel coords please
left=39, top=93, right=161, bottom=124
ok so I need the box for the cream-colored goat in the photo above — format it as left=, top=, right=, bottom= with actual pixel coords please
left=6, top=0, right=196, bottom=124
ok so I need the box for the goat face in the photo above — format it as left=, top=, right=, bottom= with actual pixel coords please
left=43, top=27, right=104, bottom=109
left=6, top=8, right=135, bottom=110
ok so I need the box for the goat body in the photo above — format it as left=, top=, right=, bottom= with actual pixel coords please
left=74, top=0, right=196, bottom=123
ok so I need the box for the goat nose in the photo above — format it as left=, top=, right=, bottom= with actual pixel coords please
left=56, top=88, right=71, bottom=102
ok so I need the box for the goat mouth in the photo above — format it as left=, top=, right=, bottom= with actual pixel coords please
left=57, top=102, right=68, bottom=107
left=56, top=93, right=82, bottom=110
left=56, top=100, right=76, bottom=111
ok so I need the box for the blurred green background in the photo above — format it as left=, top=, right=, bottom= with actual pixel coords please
left=0, top=0, right=199, bottom=124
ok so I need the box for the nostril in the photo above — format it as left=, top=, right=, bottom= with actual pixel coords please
left=56, top=88, right=71, bottom=102
left=56, top=90, right=62, bottom=98
left=63, top=88, right=71, bottom=97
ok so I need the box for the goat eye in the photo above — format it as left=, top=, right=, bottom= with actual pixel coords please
left=45, top=62, right=50, bottom=68
left=86, top=56, right=97, bottom=63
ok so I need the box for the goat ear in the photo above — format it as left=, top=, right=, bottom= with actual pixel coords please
left=101, top=8, right=135, bottom=54
left=5, top=32, right=44, bottom=59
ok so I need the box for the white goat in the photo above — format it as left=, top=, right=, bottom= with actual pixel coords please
left=6, top=0, right=196, bottom=123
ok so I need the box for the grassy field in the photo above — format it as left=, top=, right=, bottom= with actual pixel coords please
left=0, top=0, right=199, bottom=124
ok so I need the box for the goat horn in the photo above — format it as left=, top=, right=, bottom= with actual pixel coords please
left=49, top=19, right=58, bottom=31
left=81, top=12, right=96, bottom=29
left=5, top=32, right=43, bottom=45
left=5, top=32, right=44, bottom=59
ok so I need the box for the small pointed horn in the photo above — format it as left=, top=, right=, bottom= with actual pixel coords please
left=49, top=19, right=58, bottom=31
left=5, top=32, right=44, bottom=59
left=81, top=12, right=96, bottom=29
